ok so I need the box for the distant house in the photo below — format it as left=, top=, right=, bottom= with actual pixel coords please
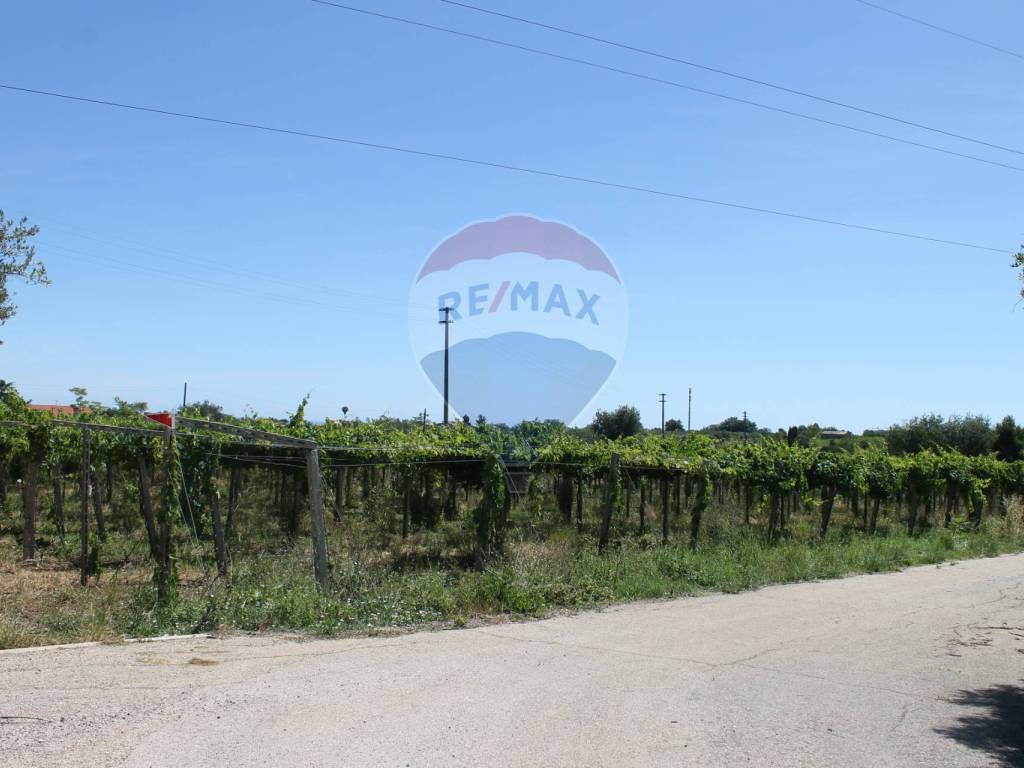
left=820, top=430, right=851, bottom=440
left=28, top=404, right=92, bottom=417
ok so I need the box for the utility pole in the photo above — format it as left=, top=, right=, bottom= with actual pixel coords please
left=687, top=388, right=693, bottom=432
left=421, top=409, right=428, bottom=428
left=438, top=307, right=453, bottom=425
left=182, top=382, right=187, bottom=411
left=658, top=393, right=667, bottom=435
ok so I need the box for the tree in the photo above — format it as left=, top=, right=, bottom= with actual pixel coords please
left=993, top=416, right=1023, bottom=462
left=0, top=210, right=49, bottom=342
left=113, top=397, right=149, bottom=415
left=68, top=386, right=101, bottom=412
left=887, top=413, right=993, bottom=456
left=0, top=380, right=25, bottom=409
left=186, top=400, right=225, bottom=421
left=665, top=418, right=683, bottom=432
left=707, top=416, right=758, bottom=434
left=591, top=405, right=642, bottom=440
left=946, top=414, right=994, bottom=456
left=887, top=414, right=945, bottom=454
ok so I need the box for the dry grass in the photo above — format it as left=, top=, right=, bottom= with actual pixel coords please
left=0, top=538, right=212, bottom=649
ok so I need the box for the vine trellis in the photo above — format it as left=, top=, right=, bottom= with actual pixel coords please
left=1, top=407, right=1023, bottom=591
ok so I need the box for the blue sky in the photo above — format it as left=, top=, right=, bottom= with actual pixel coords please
left=1, top=0, right=1022, bottom=432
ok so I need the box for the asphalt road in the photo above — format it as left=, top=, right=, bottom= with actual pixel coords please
left=3, top=554, right=1023, bottom=768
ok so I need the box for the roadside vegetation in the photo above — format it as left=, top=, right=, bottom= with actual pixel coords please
left=3, top=499, right=1022, bottom=649
left=3, top=383, right=1023, bottom=649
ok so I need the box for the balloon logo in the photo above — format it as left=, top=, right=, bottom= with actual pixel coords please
left=409, top=215, right=628, bottom=425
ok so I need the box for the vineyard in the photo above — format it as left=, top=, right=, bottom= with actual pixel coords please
left=2, top=393, right=1024, bottom=648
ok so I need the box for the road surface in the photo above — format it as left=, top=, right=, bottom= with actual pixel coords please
left=3, top=554, right=1023, bottom=767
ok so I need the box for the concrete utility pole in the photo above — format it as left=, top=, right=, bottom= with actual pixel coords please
left=687, top=388, right=693, bottom=432
left=182, top=382, right=188, bottom=411
left=438, top=307, right=453, bottom=425
left=658, top=393, right=667, bottom=434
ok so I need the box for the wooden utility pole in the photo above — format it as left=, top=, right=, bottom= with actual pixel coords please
left=438, top=307, right=453, bottom=424
left=79, top=429, right=90, bottom=585
left=658, top=393, right=667, bottom=435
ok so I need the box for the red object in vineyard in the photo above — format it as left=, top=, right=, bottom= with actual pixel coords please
left=144, top=412, right=174, bottom=429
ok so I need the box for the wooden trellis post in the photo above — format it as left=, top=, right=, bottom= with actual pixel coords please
left=176, top=417, right=329, bottom=588
left=402, top=478, right=411, bottom=539
left=575, top=470, right=584, bottom=532
left=157, top=427, right=173, bottom=603
left=137, top=452, right=159, bottom=558
left=661, top=476, right=670, bottom=545
left=210, top=489, right=228, bottom=577
left=80, top=428, right=90, bottom=586
left=305, top=447, right=328, bottom=588
left=599, top=453, right=620, bottom=553
left=22, top=458, right=39, bottom=560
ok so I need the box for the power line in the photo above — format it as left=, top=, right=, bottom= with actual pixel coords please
left=40, top=240, right=416, bottom=319
left=310, top=2, right=1024, bottom=175
left=42, top=220, right=437, bottom=312
left=0, top=83, right=1008, bottom=253
left=851, top=0, right=1024, bottom=62
left=433, top=0, right=1024, bottom=156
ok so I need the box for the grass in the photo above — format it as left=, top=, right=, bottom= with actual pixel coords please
left=3, top=496, right=1022, bottom=649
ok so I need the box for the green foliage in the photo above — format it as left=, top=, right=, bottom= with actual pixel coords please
left=863, top=449, right=901, bottom=500
left=591, top=405, right=643, bottom=440
left=155, top=435, right=182, bottom=601
left=181, top=400, right=225, bottom=421
left=101, top=520, right=1024, bottom=642
left=705, top=415, right=759, bottom=434
left=887, top=413, right=993, bottom=456
left=994, top=416, right=1023, bottom=462
left=0, top=210, right=49, bottom=340
left=287, top=393, right=311, bottom=429
left=475, top=419, right=564, bottom=461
